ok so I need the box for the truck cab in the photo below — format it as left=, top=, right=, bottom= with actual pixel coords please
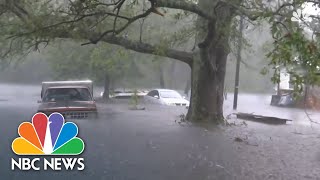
left=37, top=80, right=98, bottom=119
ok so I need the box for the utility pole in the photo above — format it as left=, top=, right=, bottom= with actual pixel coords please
left=233, top=15, right=244, bottom=110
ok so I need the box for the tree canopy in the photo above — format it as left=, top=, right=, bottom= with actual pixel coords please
left=0, top=0, right=318, bottom=88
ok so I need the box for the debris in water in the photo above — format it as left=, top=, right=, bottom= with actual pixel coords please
left=234, top=137, right=244, bottom=142
left=234, top=136, right=259, bottom=147
left=175, top=114, right=190, bottom=125
left=216, top=164, right=225, bottom=169
left=129, top=105, right=146, bottom=110
left=236, top=112, right=292, bottom=124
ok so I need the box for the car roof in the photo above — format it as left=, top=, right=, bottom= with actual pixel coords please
left=42, top=80, right=92, bottom=84
left=154, top=89, right=177, bottom=92
left=112, top=88, right=148, bottom=92
left=47, top=86, right=89, bottom=89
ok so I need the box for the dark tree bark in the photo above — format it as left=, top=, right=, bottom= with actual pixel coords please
left=103, top=73, right=110, bottom=100
left=186, top=0, right=234, bottom=123
left=187, top=45, right=229, bottom=123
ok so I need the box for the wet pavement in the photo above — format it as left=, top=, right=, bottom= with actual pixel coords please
left=0, top=84, right=320, bottom=180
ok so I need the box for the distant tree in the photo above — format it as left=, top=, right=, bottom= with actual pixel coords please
left=46, top=41, right=142, bottom=100
left=46, top=41, right=93, bottom=80
left=90, top=44, right=143, bottom=99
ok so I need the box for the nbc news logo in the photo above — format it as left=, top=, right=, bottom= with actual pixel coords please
left=11, top=113, right=85, bottom=171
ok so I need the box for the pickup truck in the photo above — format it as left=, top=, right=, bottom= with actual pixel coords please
left=37, top=80, right=98, bottom=119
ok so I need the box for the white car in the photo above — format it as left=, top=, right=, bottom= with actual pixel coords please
left=100, top=89, right=148, bottom=99
left=144, top=89, right=190, bottom=107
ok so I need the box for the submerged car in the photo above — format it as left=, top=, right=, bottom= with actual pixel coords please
left=144, top=89, right=190, bottom=107
left=37, top=80, right=98, bottom=119
left=100, top=89, right=148, bottom=99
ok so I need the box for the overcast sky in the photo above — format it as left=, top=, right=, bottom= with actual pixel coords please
left=303, top=2, right=319, bottom=16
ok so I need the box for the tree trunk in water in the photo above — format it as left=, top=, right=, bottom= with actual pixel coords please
left=186, top=0, right=234, bottom=123
left=159, top=66, right=165, bottom=88
left=103, top=73, right=110, bottom=100
left=187, top=46, right=228, bottom=123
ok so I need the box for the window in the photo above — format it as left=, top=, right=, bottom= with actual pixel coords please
left=147, top=90, right=159, bottom=97
left=43, top=88, right=92, bottom=102
left=159, top=91, right=182, bottom=99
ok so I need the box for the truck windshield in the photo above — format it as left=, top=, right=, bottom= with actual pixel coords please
left=43, top=88, right=92, bottom=102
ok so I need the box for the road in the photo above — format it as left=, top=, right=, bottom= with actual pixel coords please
left=1, top=83, right=320, bottom=180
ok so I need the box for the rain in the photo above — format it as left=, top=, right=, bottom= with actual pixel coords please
left=1, top=1, right=320, bottom=180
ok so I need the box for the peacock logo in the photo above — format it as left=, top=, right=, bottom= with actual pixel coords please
left=12, top=112, right=85, bottom=155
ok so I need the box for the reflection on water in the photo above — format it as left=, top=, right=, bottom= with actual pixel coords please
left=0, top=83, right=40, bottom=98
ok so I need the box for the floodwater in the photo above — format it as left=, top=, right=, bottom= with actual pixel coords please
left=223, top=93, right=320, bottom=126
left=0, top=83, right=320, bottom=180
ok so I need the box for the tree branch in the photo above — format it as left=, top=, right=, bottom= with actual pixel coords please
left=100, top=35, right=193, bottom=65
left=55, top=30, right=193, bottom=65
left=3, top=0, right=199, bottom=65
left=152, top=0, right=214, bottom=20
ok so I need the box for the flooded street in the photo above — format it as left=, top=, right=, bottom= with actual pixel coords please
left=2, top=0, right=320, bottom=179
left=1, top=84, right=320, bottom=180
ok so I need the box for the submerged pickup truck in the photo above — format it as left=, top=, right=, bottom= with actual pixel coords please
left=37, top=80, right=98, bottom=119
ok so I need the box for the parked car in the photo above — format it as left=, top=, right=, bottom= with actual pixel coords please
left=144, top=89, right=190, bottom=107
left=37, top=80, right=98, bottom=119
left=100, top=89, right=148, bottom=99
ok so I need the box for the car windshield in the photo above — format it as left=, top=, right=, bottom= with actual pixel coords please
left=159, top=91, right=182, bottom=99
left=43, top=88, right=92, bottom=102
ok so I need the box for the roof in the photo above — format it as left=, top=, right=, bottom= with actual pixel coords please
left=47, top=86, right=90, bottom=89
left=112, top=88, right=149, bottom=93
left=154, top=89, right=177, bottom=91
left=42, top=80, right=92, bottom=84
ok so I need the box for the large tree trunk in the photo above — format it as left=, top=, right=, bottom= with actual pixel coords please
left=186, top=0, right=234, bottom=123
left=187, top=45, right=228, bottom=123
left=103, top=73, right=110, bottom=100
